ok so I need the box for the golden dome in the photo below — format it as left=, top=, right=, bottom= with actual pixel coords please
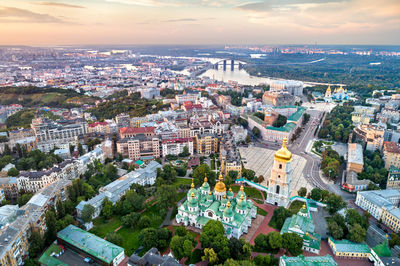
left=214, top=173, right=226, bottom=193
left=326, top=85, right=331, bottom=92
left=191, top=192, right=195, bottom=198
left=227, top=201, right=231, bottom=208
left=204, top=174, right=208, bottom=184
left=229, top=187, right=232, bottom=192
left=191, top=178, right=195, bottom=189
left=274, top=138, right=292, bottom=162
left=302, top=204, right=306, bottom=209
left=240, top=194, right=244, bottom=201
left=208, top=191, right=212, bottom=195
left=240, top=184, right=244, bottom=192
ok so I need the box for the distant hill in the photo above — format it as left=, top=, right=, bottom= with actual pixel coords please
left=0, top=86, right=98, bottom=108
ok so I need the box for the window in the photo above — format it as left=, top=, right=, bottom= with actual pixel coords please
left=208, top=211, right=213, bottom=217
left=279, top=164, right=282, bottom=169
left=276, top=185, right=280, bottom=194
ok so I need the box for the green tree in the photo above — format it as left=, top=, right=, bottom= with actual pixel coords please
left=202, top=248, right=218, bottom=265
left=106, top=232, right=123, bottom=246
left=252, top=127, right=261, bottom=138
left=268, top=231, right=283, bottom=250
left=192, top=164, right=216, bottom=187
left=156, top=185, right=178, bottom=209
left=183, top=239, right=194, bottom=258
left=325, top=193, right=347, bottom=214
left=348, top=224, right=367, bottom=243
left=327, top=221, right=344, bottom=239
left=121, top=212, right=140, bottom=229
left=81, top=204, right=95, bottom=223
left=44, top=210, right=58, bottom=245
left=298, top=187, right=307, bottom=197
left=245, top=134, right=251, bottom=143
left=282, top=232, right=303, bottom=256
left=17, top=193, right=33, bottom=206
left=269, top=207, right=292, bottom=230
left=138, top=216, right=151, bottom=229
left=310, top=188, right=322, bottom=201
left=199, top=220, right=225, bottom=248
left=56, top=199, right=65, bottom=219
left=101, top=198, right=113, bottom=219
left=254, top=234, right=270, bottom=252
left=175, top=226, right=187, bottom=237
left=29, top=231, right=44, bottom=258
left=7, top=167, right=19, bottom=177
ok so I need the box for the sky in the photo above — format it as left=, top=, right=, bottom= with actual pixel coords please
left=0, top=0, right=399, bottom=46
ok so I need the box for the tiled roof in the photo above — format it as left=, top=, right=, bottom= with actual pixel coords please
left=329, top=237, right=370, bottom=253
left=120, top=127, right=155, bottom=134
left=384, top=141, right=400, bottom=154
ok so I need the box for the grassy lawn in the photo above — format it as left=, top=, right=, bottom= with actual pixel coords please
left=253, top=198, right=264, bottom=204
left=172, top=177, right=192, bottom=188
left=289, top=201, right=304, bottom=214
left=257, top=207, right=268, bottom=216
left=231, top=186, right=263, bottom=200
left=116, top=228, right=141, bottom=256
left=90, top=216, right=122, bottom=238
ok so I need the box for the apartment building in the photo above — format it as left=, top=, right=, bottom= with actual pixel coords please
left=161, top=138, right=193, bottom=157
left=117, top=134, right=160, bottom=160
left=115, top=113, right=130, bottom=129
left=351, top=106, right=374, bottom=125
left=88, top=121, right=116, bottom=134
left=17, top=159, right=80, bottom=193
left=0, top=177, right=18, bottom=201
left=194, top=134, right=219, bottom=155
left=0, top=179, right=71, bottom=266
left=383, top=141, right=400, bottom=169
left=387, top=166, right=400, bottom=189
left=175, top=91, right=200, bottom=104
left=31, top=118, right=88, bottom=153
left=262, top=91, right=295, bottom=107
left=119, top=127, right=155, bottom=139
left=353, top=124, right=385, bottom=151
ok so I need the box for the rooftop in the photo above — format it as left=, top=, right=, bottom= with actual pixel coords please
left=280, top=255, right=337, bottom=266
left=120, top=126, right=155, bottom=135
left=57, top=225, right=124, bottom=264
left=384, top=141, right=400, bottom=154
left=347, top=143, right=364, bottom=165
left=329, top=237, right=370, bottom=253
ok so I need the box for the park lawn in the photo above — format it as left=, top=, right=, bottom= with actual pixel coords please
left=257, top=207, right=268, bottom=216
left=90, top=216, right=122, bottom=238
left=289, top=201, right=304, bottom=214
left=116, top=228, right=141, bottom=256
left=172, top=177, right=192, bottom=188
left=231, top=186, right=263, bottom=200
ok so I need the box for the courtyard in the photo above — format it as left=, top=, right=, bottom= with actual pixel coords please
left=239, top=146, right=313, bottom=195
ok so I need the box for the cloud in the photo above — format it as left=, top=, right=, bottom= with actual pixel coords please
left=106, top=0, right=253, bottom=8
left=236, top=0, right=347, bottom=12
left=32, top=2, right=85, bottom=8
left=0, top=6, right=67, bottom=23
left=162, top=18, right=197, bottom=22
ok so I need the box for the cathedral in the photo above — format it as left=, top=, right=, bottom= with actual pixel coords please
left=265, top=137, right=293, bottom=207
left=176, top=175, right=257, bottom=238
left=324, top=85, right=350, bottom=102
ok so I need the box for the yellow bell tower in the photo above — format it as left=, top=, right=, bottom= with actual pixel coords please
left=266, top=137, right=293, bottom=207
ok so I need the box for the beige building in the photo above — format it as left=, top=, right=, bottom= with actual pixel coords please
left=347, top=143, right=364, bottom=173
left=117, top=134, right=160, bottom=160
left=383, top=141, right=400, bottom=169
left=194, top=134, right=219, bottom=155
left=381, top=206, right=400, bottom=233
left=387, top=166, right=400, bottom=189
left=353, top=124, right=385, bottom=151
left=262, top=91, right=295, bottom=107
left=119, top=126, right=155, bottom=139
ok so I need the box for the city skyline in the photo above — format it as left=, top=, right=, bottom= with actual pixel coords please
left=0, top=0, right=399, bottom=46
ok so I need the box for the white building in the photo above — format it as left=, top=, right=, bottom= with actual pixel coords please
left=270, top=80, right=303, bottom=96
left=355, top=189, right=400, bottom=220
left=77, top=147, right=105, bottom=174
left=161, top=138, right=194, bottom=156
left=231, top=126, right=248, bottom=143
left=17, top=159, right=80, bottom=193
left=76, top=161, right=161, bottom=219
left=175, top=92, right=201, bottom=104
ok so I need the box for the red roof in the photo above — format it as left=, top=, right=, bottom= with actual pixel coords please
left=89, top=121, right=108, bottom=127
left=384, top=141, right=400, bottom=154
left=120, top=127, right=155, bottom=134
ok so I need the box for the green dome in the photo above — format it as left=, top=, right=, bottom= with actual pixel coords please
left=221, top=196, right=228, bottom=205
left=236, top=199, right=246, bottom=210
left=223, top=202, right=234, bottom=218
left=188, top=194, right=198, bottom=207
left=227, top=187, right=234, bottom=197
left=207, top=191, right=214, bottom=201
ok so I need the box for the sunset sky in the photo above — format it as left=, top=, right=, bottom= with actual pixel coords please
left=0, top=0, right=399, bottom=46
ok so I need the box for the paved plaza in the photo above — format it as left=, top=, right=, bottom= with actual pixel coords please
left=239, top=146, right=313, bottom=195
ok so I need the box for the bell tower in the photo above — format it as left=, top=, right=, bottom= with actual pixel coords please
left=266, top=137, right=293, bottom=207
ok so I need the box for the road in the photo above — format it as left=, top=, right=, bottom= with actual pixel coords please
left=246, top=109, right=355, bottom=201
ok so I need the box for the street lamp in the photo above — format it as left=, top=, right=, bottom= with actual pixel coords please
left=328, top=170, right=332, bottom=179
